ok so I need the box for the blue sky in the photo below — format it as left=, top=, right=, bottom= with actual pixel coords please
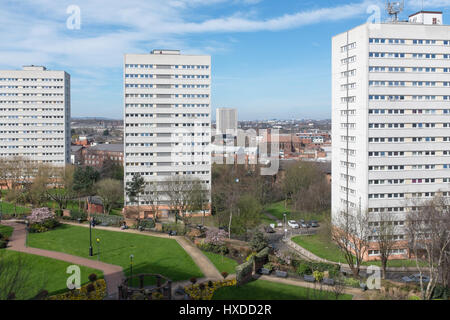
left=1, top=0, right=450, bottom=120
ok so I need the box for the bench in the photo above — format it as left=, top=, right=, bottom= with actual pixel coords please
left=304, top=275, right=315, bottom=283
left=259, top=268, right=271, bottom=275
left=322, top=278, right=335, bottom=286
left=168, top=231, right=177, bottom=236
left=275, top=270, right=288, bottom=278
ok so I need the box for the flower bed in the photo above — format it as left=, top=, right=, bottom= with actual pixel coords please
left=47, top=279, right=107, bottom=300
left=184, top=279, right=236, bottom=300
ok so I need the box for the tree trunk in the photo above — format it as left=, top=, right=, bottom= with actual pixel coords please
left=381, top=258, right=388, bottom=279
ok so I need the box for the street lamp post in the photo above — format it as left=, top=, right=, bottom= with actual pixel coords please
left=130, top=254, right=134, bottom=287
left=96, top=238, right=100, bottom=261
left=228, top=178, right=239, bottom=239
left=89, top=217, right=93, bottom=256
left=283, top=213, right=287, bottom=240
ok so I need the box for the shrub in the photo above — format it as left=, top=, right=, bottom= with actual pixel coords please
left=313, top=270, right=324, bottom=282
left=28, top=218, right=60, bottom=233
left=263, top=263, right=274, bottom=272
left=88, top=273, right=98, bottom=282
left=28, top=207, right=54, bottom=223
left=249, top=231, right=268, bottom=252
left=343, top=277, right=361, bottom=288
left=245, top=252, right=256, bottom=262
left=297, top=264, right=312, bottom=275
left=236, top=260, right=253, bottom=286
left=55, top=209, right=63, bottom=217
left=198, top=241, right=229, bottom=255
left=138, top=218, right=155, bottom=229
left=0, top=240, right=7, bottom=249
left=86, top=283, right=96, bottom=293
left=70, top=210, right=87, bottom=221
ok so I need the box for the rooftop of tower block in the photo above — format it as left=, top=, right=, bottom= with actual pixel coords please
left=151, top=49, right=181, bottom=55
left=22, top=65, right=47, bottom=71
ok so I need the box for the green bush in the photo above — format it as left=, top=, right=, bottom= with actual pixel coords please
left=198, top=242, right=229, bottom=255
left=236, top=260, right=253, bottom=286
left=70, top=210, right=88, bottom=221
left=249, top=231, right=268, bottom=252
left=138, top=218, right=155, bottom=229
left=297, top=263, right=312, bottom=276
left=313, top=270, right=324, bottom=282
left=28, top=218, right=60, bottom=233
left=263, top=263, right=274, bottom=272
left=343, top=277, right=361, bottom=288
left=55, top=209, right=63, bottom=217
left=0, top=239, right=7, bottom=249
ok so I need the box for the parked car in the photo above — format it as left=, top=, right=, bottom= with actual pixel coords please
left=264, top=226, right=276, bottom=233
left=310, top=221, right=319, bottom=228
left=288, top=220, right=299, bottom=228
left=277, top=222, right=283, bottom=227
left=300, top=222, right=309, bottom=228
left=269, top=223, right=276, bottom=229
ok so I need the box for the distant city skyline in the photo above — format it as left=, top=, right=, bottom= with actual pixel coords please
left=1, top=0, right=449, bottom=120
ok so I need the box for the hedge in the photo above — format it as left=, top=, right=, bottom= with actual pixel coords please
left=236, top=257, right=254, bottom=286
left=293, top=259, right=340, bottom=278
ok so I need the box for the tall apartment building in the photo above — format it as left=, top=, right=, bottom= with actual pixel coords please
left=216, top=107, right=238, bottom=135
left=332, top=11, right=450, bottom=259
left=0, top=65, right=71, bottom=165
left=124, top=50, right=211, bottom=216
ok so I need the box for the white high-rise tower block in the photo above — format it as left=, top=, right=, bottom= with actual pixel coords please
left=0, top=65, right=71, bottom=165
left=332, top=11, right=450, bottom=259
left=124, top=50, right=211, bottom=216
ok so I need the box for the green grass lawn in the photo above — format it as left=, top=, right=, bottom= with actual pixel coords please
left=0, top=224, right=14, bottom=238
left=202, top=250, right=238, bottom=275
left=0, top=250, right=102, bottom=300
left=212, top=279, right=352, bottom=300
left=0, top=201, right=31, bottom=216
left=263, top=201, right=327, bottom=224
left=292, top=234, right=423, bottom=268
left=27, top=224, right=203, bottom=285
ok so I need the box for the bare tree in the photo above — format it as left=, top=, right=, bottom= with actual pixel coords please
left=188, top=179, right=209, bottom=225
left=95, top=179, right=123, bottom=214
left=373, top=211, right=399, bottom=279
left=46, top=165, right=75, bottom=211
left=332, top=206, right=371, bottom=277
left=142, top=182, right=161, bottom=221
left=406, top=196, right=450, bottom=300
left=163, top=175, right=192, bottom=229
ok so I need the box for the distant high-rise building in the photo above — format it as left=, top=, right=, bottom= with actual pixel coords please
left=216, top=108, right=238, bottom=135
left=124, top=50, right=211, bottom=216
left=0, top=65, right=71, bottom=165
left=332, top=11, right=450, bottom=260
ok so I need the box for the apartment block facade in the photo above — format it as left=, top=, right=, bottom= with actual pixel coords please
left=0, top=65, right=71, bottom=165
left=216, top=107, right=238, bottom=135
left=124, top=50, right=211, bottom=216
left=332, top=11, right=450, bottom=259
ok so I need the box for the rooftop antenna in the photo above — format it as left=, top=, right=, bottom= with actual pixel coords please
left=385, top=0, right=404, bottom=22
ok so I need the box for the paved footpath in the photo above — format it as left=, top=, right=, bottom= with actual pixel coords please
left=1, top=221, right=124, bottom=299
